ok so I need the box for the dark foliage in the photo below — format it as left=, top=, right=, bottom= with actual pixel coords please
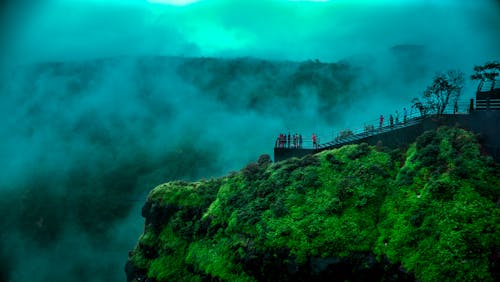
left=427, top=179, right=458, bottom=201
left=347, top=142, right=371, bottom=160
left=325, top=153, right=343, bottom=167
left=397, top=167, right=415, bottom=186
left=243, top=162, right=261, bottom=182
left=271, top=197, right=288, bottom=218
left=142, top=202, right=180, bottom=233
left=415, top=130, right=437, bottom=150
left=257, top=154, right=272, bottom=167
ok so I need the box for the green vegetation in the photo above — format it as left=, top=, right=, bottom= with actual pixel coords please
left=128, top=127, right=499, bottom=282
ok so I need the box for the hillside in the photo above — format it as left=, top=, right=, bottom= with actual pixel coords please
left=126, top=127, right=499, bottom=281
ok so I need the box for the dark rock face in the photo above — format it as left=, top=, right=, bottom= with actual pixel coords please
left=309, top=254, right=414, bottom=282
left=142, top=201, right=179, bottom=233
left=125, top=259, right=148, bottom=282
left=240, top=249, right=414, bottom=282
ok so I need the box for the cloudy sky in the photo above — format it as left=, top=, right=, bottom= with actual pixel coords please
left=2, top=0, right=499, bottom=66
left=0, top=1, right=499, bottom=281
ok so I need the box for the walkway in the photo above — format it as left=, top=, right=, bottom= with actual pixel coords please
left=276, top=101, right=471, bottom=151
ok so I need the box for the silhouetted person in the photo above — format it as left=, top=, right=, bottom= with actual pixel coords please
left=469, top=98, right=474, bottom=113
left=403, top=108, right=408, bottom=123
left=395, top=110, right=399, bottom=124
left=287, top=132, right=291, bottom=148
left=312, top=133, right=317, bottom=149
left=454, top=101, right=458, bottom=114
left=390, top=114, right=394, bottom=128
left=379, top=115, right=384, bottom=130
left=299, top=134, right=303, bottom=148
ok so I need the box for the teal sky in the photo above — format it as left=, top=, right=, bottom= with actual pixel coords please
left=2, top=0, right=499, bottom=66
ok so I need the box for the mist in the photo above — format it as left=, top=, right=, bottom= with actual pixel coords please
left=0, top=0, right=499, bottom=281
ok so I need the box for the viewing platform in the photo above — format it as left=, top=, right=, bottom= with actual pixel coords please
left=274, top=87, right=500, bottom=162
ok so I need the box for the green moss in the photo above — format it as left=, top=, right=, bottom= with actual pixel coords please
left=376, top=128, right=499, bottom=281
left=130, top=127, right=499, bottom=282
left=145, top=225, right=190, bottom=280
left=186, top=239, right=255, bottom=281
left=130, top=249, right=150, bottom=270
left=149, top=181, right=203, bottom=207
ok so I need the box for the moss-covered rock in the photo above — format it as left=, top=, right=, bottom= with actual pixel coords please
left=126, top=127, right=499, bottom=282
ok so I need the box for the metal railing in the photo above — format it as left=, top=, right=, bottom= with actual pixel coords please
left=275, top=100, right=473, bottom=150
left=274, top=137, right=321, bottom=150
left=319, top=111, right=423, bottom=149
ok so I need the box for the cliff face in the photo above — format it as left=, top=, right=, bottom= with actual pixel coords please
left=126, top=127, right=499, bottom=282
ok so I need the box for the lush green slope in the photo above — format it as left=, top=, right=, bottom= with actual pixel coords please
left=126, top=127, right=499, bottom=282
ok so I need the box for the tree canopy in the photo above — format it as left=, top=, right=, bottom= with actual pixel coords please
left=471, top=61, right=500, bottom=91
left=413, top=70, right=465, bottom=116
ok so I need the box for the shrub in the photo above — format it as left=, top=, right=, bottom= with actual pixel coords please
left=257, top=154, right=272, bottom=167
left=427, top=179, right=458, bottom=201
left=271, top=198, right=288, bottom=217
left=397, top=168, right=415, bottom=186
left=326, top=153, right=343, bottom=166
left=298, top=154, right=320, bottom=167
left=416, top=130, right=437, bottom=150
left=243, top=162, right=261, bottom=181
left=348, top=143, right=370, bottom=160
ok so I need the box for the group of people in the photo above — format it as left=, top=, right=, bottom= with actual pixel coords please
left=275, top=133, right=320, bottom=149
left=276, top=132, right=303, bottom=148
left=379, top=107, right=408, bottom=129
left=277, top=107, right=411, bottom=149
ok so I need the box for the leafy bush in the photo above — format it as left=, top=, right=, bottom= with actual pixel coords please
left=243, top=162, right=261, bottom=181
left=427, top=178, right=458, bottom=201
left=325, top=153, right=343, bottom=167
left=347, top=142, right=370, bottom=160
left=257, top=154, right=272, bottom=167
left=416, top=130, right=437, bottom=150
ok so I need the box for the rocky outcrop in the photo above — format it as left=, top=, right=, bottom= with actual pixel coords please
left=126, top=127, right=499, bottom=282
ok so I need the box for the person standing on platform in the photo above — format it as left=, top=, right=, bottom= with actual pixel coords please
left=312, top=133, right=317, bottom=149
left=299, top=134, right=303, bottom=148
left=287, top=132, right=291, bottom=148
left=379, top=115, right=384, bottom=130
left=403, top=107, right=408, bottom=123
left=390, top=114, right=394, bottom=128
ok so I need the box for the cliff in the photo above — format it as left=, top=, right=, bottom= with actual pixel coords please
left=126, top=127, right=499, bottom=281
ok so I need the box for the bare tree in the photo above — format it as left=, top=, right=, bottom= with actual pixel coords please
left=422, top=70, right=465, bottom=115
left=471, top=61, right=500, bottom=91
